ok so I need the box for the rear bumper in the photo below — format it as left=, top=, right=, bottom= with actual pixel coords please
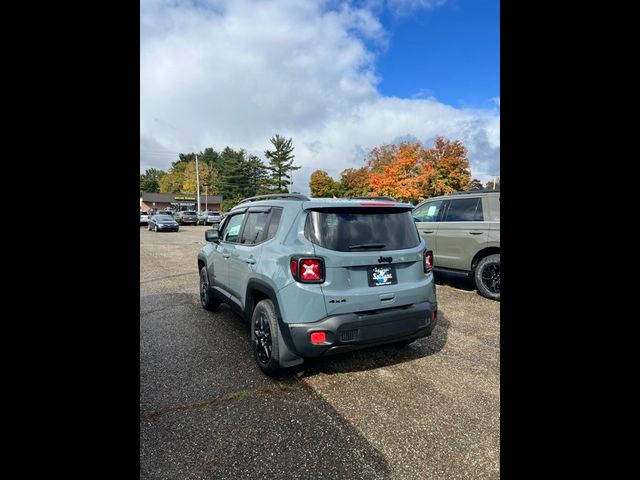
left=285, top=301, right=437, bottom=358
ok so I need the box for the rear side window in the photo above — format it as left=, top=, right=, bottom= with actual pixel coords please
left=265, top=208, right=282, bottom=240
left=241, top=212, right=269, bottom=244
left=305, top=208, right=420, bottom=252
left=444, top=198, right=483, bottom=222
left=240, top=207, right=283, bottom=245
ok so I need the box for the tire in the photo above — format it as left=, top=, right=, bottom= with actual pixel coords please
left=199, top=266, right=220, bottom=311
left=474, top=254, right=500, bottom=300
left=251, top=299, right=282, bottom=376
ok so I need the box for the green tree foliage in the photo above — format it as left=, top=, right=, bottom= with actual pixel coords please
left=264, top=134, right=300, bottom=193
left=468, top=178, right=484, bottom=190
left=245, top=154, right=270, bottom=196
left=485, top=179, right=500, bottom=190
left=221, top=195, right=243, bottom=213
left=218, top=147, right=251, bottom=199
left=159, top=146, right=272, bottom=203
left=309, top=170, right=340, bottom=197
left=140, top=168, right=166, bottom=193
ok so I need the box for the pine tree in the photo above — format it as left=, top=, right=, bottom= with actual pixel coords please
left=264, top=134, right=300, bottom=193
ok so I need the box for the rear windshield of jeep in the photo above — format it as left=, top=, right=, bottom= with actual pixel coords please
left=305, top=208, right=420, bottom=252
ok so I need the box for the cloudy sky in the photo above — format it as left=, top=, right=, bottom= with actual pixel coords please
left=140, top=0, right=500, bottom=194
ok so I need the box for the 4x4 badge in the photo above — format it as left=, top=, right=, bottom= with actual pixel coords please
left=378, top=256, right=392, bottom=263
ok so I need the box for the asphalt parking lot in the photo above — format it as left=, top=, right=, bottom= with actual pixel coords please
left=140, top=225, right=500, bottom=479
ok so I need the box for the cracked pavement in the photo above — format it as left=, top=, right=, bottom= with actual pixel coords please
left=140, top=225, right=500, bottom=479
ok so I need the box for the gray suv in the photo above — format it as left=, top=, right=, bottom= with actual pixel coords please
left=412, top=190, right=500, bottom=300
left=175, top=210, right=198, bottom=225
left=197, top=194, right=438, bottom=375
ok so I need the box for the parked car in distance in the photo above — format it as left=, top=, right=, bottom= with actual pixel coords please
left=196, top=211, right=209, bottom=225
left=148, top=214, right=179, bottom=232
left=412, top=189, right=500, bottom=300
left=205, top=211, right=222, bottom=225
left=175, top=210, right=198, bottom=225
left=140, top=211, right=148, bottom=225
left=197, top=193, right=437, bottom=376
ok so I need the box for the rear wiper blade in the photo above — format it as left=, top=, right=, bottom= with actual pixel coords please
left=348, top=243, right=386, bottom=249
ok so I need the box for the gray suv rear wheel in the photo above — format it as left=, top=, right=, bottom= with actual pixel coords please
left=251, top=299, right=282, bottom=376
left=474, top=254, right=500, bottom=300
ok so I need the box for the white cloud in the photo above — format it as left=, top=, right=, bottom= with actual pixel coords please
left=140, top=0, right=499, bottom=193
left=385, top=0, right=450, bottom=14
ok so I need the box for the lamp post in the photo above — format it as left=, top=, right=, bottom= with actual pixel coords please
left=195, top=154, right=201, bottom=213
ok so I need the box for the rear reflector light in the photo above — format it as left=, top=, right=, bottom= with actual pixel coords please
left=432, top=310, right=437, bottom=322
left=424, top=250, right=433, bottom=273
left=310, top=331, right=327, bottom=344
left=290, top=257, right=325, bottom=283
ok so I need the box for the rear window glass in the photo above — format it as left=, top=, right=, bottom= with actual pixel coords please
left=305, top=208, right=420, bottom=252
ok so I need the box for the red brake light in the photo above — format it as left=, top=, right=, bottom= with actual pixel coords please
left=310, top=331, right=327, bottom=344
left=424, top=250, right=433, bottom=273
left=300, top=259, right=322, bottom=281
left=290, top=257, right=325, bottom=283
left=359, top=202, right=395, bottom=206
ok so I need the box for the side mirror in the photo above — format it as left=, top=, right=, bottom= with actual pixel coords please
left=413, top=216, right=419, bottom=223
left=205, top=228, right=219, bottom=243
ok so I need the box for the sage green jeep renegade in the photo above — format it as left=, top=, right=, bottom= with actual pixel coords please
left=412, top=190, right=500, bottom=300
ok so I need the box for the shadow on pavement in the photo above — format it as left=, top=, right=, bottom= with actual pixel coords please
left=140, top=294, right=391, bottom=479
left=434, top=270, right=477, bottom=292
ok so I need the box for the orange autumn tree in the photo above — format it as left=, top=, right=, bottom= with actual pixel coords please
left=366, top=137, right=472, bottom=203
left=309, top=170, right=340, bottom=197
left=424, top=136, right=471, bottom=196
left=338, top=167, right=371, bottom=197
left=368, top=143, right=428, bottom=202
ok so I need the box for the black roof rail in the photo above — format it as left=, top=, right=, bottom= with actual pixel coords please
left=237, top=193, right=310, bottom=204
left=450, top=189, right=500, bottom=195
left=349, top=196, right=398, bottom=202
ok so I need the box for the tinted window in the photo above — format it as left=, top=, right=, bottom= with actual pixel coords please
left=155, top=215, right=173, bottom=221
left=240, top=212, right=270, bottom=244
left=305, top=208, right=420, bottom=252
left=444, top=198, right=483, bottom=222
left=222, top=213, right=246, bottom=243
left=183, top=211, right=196, bottom=215
left=266, top=208, right=282, bottom=240
left=413, top=200, right=444, bottom=222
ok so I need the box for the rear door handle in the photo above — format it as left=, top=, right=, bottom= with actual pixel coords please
left=421, top=230, right=434, bottom=234
left=469, top=231, right=484, bottom=235
left=244, top=258, right=256, bottom=264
